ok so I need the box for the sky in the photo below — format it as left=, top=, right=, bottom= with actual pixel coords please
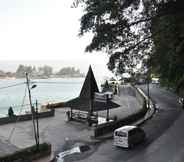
left=0, top=0, right=113, bottom=77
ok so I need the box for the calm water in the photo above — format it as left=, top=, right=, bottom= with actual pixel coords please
left=0, top=77, right=102, bottom=116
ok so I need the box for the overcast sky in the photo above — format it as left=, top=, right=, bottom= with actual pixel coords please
left=0, top=0, right=113, bottom=77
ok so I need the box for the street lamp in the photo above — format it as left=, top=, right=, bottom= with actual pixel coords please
left=31, top=84, right=37, bottom=89
left=25, top=73, right=39, bottom=150
left=146, top=58, right=151, bottom=109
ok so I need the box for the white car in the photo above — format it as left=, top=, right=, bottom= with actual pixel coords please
left=55, top=144, right=90, bottom=162
left=55, top=147, right=80, bottom=162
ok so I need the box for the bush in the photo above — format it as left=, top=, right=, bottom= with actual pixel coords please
left=0, top=142, right=51, bottom=162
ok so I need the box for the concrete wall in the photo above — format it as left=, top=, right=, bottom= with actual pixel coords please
left=132, top=86, right=147, bottom=106
left=94, top=85, right=148, bottom=137
left=0, top=109, right=55, bottom=125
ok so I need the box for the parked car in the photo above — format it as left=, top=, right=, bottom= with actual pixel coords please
left=54, top=144, right=90, bottom=162
left=151, top=78, right=160, bottom=84
left=114, top=125, right=146, bottom=148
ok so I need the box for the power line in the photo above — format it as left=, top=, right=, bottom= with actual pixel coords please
left=0, top=102, right=42, bottom=110
left=31, top=81, right=82, bottom=84
left=8, top=85, right=27, bottom=141
left=0, top=82, right=25, bottom=90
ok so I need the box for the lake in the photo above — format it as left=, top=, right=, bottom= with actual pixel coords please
left=0, top=77, right=103, bottom=116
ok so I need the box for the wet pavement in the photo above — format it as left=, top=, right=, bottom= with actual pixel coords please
left=0, top=85, right=141, bottom=161
left=0, top=136, right=18, bottom=156
left=19, top=84, right=184, bottom=162
left=75, top=84, right=183, bottom=162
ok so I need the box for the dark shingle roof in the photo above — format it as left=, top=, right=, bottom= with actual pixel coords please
left=66, top=97, right=119, bottom=111
left=65, top=66, right=119, bottom=112
left=79, top=65, right=99, bottom=99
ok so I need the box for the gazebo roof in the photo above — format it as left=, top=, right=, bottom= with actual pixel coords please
left=65, top=66, right=119, bottom=112
left=66, top=97, right=119, bottom=111
left=79, top=65, right=99, bottom=99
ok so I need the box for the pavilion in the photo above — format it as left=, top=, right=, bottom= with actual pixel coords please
left=65, top=66, right=119, bottom=123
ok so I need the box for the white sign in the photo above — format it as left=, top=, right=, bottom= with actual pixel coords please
left=94, top=92, right=107, bottom=103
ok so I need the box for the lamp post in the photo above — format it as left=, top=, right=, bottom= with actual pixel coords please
left=106, top=94, right=109, bottom=122
left=147, top=59, right=150, bottom=109
left=35, top=100, right=39, bottom=150
left=25, top=73, right=39, bottom=149
left=147, top=72, right=150, bottom=109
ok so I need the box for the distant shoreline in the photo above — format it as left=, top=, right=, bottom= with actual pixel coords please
left=0, top=76, right=85, bottom=80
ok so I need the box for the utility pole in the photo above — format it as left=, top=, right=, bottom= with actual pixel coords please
left=106, top=95, right=109, bottom=122
left=147, top=60, right=150, bottom=109
left=25, top=73, right=38, bottom=148
left=36, top=100, right=39, bottom=149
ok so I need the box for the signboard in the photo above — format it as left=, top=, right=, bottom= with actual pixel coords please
left=94, top=92, right=107, bottom=103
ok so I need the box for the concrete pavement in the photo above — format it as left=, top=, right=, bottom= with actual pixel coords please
left=0, top=85, right=141, bottom=161
left=0, top=136, right=18, bottom=157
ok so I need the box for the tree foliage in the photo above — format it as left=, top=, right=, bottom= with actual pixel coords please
left=74, top=0, right=158, bottom=74
left=57, top=67, right=84, bottom=77
left=151, top=4, right=184, bottom=92
left=74, top=0, right=184, bottom=92
left=15, top=65, right=53, bottom=78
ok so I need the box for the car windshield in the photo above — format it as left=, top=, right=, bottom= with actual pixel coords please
left=115, top=131, right=127, bottom=137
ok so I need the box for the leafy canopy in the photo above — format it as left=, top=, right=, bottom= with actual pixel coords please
left=73, top=0, right=184, bottom=91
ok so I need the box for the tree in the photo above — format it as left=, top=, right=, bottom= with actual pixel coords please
left=38, top=65, right=53, bottom=77
left=73, top=0, right=157, bottom=74
left=57, top=67, right=84, bottom=77
left=15, top=65, right=34, bottom=78
left=151, top=1, right=184, bottom=91
left=73, top=0, right=184, bottom=91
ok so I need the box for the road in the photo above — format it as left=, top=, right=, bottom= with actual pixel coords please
left=1, top=84, right=183, bottom=162
left=72, top=84, right=184, bottom=162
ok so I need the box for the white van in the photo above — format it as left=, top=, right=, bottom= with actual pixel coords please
left=114, top=125, right=146, bottom=148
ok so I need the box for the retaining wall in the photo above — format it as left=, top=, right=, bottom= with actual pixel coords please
left=0, top=109, right=55, bottom=125
left=94, top=85, right=147, bottom=137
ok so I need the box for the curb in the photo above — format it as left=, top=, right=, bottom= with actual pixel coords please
left=93, top=86, right=156, bottom=141
left=133, top=87, right=156, bottom=126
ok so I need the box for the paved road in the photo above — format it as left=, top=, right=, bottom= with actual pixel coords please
left=75, top=84, right=183, bottom=162
left=1, top=84, right=183, bottom=162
